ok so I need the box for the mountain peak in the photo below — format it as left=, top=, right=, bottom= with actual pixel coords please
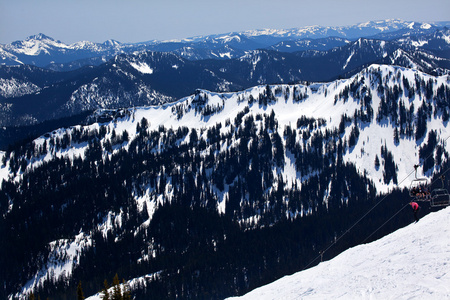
left=102, top=39, right=121, bottom=47
left=26, top=33, right=55, bottom=41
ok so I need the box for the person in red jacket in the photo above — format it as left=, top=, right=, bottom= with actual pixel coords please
left=410, top=201, right=420, bottom=222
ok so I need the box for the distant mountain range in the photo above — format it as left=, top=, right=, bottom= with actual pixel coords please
left=1, top=19, right=449, bottom=69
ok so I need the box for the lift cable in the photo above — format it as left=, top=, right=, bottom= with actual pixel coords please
left=302, top=135, right=450, bottom=270
left=362, top=164, right=450, bottom=244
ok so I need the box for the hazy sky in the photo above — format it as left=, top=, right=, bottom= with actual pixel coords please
left=1, top=0, right=449, bottom=44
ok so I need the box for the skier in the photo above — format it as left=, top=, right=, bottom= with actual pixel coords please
left=410, top=201, right=420, bottom=222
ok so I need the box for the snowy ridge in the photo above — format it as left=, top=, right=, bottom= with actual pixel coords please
left=3, top=64, right=450, bottom=201
left=179, top=20, right=443, bottom=45
left=160, top=20, right=444, bottom=43
left=237, top=19, right=426, bottom=39
left=5, top=34, right=122, bottom=56
left=0, top=34, right=129, bottom=67
left=227, top=206, right=450, bottom=300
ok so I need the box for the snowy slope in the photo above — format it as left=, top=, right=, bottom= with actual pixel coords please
left=227, top=206, right=450, bottom=300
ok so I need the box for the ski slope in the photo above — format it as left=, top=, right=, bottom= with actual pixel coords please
left=227, top=207, right=450, bottom=300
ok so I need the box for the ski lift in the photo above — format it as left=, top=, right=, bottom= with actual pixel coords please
left=410, top=178, right=431, bottom=200
left=430, top=176, right=450, bottom=207
left=409, top=165, right=431, bottom=201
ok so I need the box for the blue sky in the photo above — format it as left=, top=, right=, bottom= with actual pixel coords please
left=1, top=0, right=449, bottom=44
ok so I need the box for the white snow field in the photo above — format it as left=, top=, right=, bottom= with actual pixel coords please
left=227, top=207, right=450, bottom=300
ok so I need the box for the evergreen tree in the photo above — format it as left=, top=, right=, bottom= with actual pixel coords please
left=415, top=103, right=428, bottom=140
left=189, top=128, right=198, bottom=146
left=393, top=127, right=400, bottom=144
left=102, top=279, right=110, bottom=300
left=122, top=130, right=129, bottom=143
left=122, top=279, right=132, bottom=300
left=77, top=281, right=85, bottom=300
left=112, top=274, right=122, bottom=300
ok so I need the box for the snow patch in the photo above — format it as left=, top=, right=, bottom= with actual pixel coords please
left=219, top=52, right=232, bottom=59
left=442, top=33, right=450, bottom=44
left=14, top=232, right=92, bottom=300
left=411, top=40, right=429, bottom=47
left=343, top=51, right=354, bottom=70
left=129, top=61, right=154, bottom=74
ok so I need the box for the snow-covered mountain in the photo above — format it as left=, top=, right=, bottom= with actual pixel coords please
left=238, top=19, right=447, bottom=41
left=0, top=33, right=131, bottom=67
left=2, top=64, right=450, bottom=299
left=179, top=19, right=447, bottom=49
left=2, top=20, right=449, bottom=68
left=2, top=64, right=449, bottom=193
left=227, top=206, right=450, bottom=300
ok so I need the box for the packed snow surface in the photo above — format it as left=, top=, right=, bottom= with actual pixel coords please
left=227, top=206, right=450, bottom=300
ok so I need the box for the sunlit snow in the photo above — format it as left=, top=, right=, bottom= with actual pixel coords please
left=129, top=61, right=154, bottom=74
left=227, top=207, right=450, bottom=300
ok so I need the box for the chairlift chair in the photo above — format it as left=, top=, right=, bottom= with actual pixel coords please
left=430, top=188, right=450, bottom=207
left=409, top=164, right=431, bottom=201
left=430, top=176, right=450, bottom=207
left=409, top=177, right=431, bottom=201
